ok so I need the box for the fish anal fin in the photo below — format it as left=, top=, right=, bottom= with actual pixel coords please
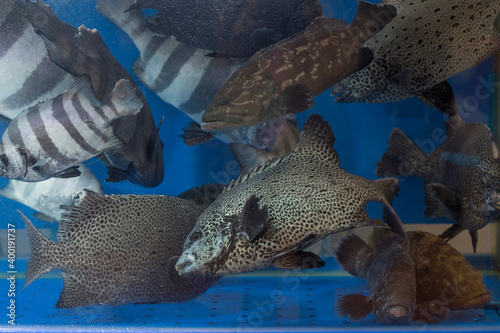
left=54, top=165, right=81, bottom=179
left=274, top=251, right=325, bottom=270
left=237, top=195, right=268, bottom=242
left=280, top=84, right=314, bottom=114
left=180, top=122, right=214, bottom=146
left=418, top=81, right=457, bottom=116
left=425, top=183, right=462, bottom=219
left=230, top=143, right=275, bottom=174
left=469, top=230, right=478, bottom=254
left=335, top=234, right=372, bottom=277
left=56, top=272, right=96, bottom=308
left=438, top=223, right=465, bottom=243
left=336, top=294, right=373, bottom=321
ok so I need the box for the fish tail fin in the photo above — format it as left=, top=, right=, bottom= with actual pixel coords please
left=335, top=234, right=372, bottom=277
left=294, top=114, right=339, bottom=164
left=106, top=79, right=143, bottom=120
left=375, top=128, right=430, bottom=178
left=336, top=294, right=373, bottom=321
left=348, top=1, right=397, bottom=39
left=18, top=211, right=58, bottom=291
left=373, top=177, right=406, bottom=236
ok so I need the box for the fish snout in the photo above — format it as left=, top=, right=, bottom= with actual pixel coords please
left=380, top=305, right=411, bottom=324
left=201, top=113, right=246, bottom=132
left=175, top=253, right=198, bottom=276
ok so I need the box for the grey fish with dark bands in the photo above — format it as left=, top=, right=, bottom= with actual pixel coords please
left=21, top=190, right=220, bottom=308
left=176, top=114, right=403, bottom=276
left=201, top=1, right=397, bottom=132
left=376, top=114, right=500, bottom=253
left=26, top=0, right=164, bottom=187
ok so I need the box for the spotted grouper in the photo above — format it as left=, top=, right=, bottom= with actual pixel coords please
left=175, top=115, right=403, bottom=276
left=376, top=114, right=500, bottom=252
left=331, top=0, right=500, bottom=113
left=20, top=190, right=220, bottom=308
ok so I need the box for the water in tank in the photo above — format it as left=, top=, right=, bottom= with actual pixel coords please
left=0, top=0, right=499, bottom=331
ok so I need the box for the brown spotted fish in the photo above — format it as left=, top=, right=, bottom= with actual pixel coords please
left=335, top=224, right=416, bottom=324
left=176, top=115, right=403, bottom=276
left=21, top=190, right=220, bottom=308
left=407, top=231, right=491, bottom=314
left=331, top=0, right=500, bottom=113
left=376, top=114, right=500, bottom=253
left=201, top=1, right=397, bottom=131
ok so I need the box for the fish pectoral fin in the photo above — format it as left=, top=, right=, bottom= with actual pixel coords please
left=425, top=183, right=462, bottom=219
left=105, top=162, right=140, bottom=183
left=237, top=195, right=268, bottom=242
left=273, top=251, right=325, bottom=270
left=414, top=300, right=450, bottom=323
left=335, top=234, right=372, bottom=277
left=53, top=166, right=82, bottom=179
left=439, top=223, right=465, bottom=243
left=336, top=294, right=373, bottom=321
left=56, top=272, right=96, bottom=308
left=418, top=81, right=457, bottom=116
left=33, top=212, right=58, bottom=222
left=179, top=122, right=215, bottom=146
left=280, top=84, right=314, bottom=114
left=389, top=68, right=412, bottom=92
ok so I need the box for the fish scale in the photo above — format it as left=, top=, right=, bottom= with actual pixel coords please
left=176, top=115, right=402, bottom=276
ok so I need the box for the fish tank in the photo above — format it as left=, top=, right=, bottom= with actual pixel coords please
left=0, top=0, right=499, bottom=331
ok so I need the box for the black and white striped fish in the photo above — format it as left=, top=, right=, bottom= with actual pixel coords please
left=0, top=76, right=142, bottom=181
left=96, top=1, right=300, bottom=155
left=26, top=0, right=164, bottom=188
left=0, top=164, right=102, bottom=222
left=0, top=0, right=74, bottom=120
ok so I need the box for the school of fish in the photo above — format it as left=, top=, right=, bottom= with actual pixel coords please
left=0, top=0, right=496, bottom=325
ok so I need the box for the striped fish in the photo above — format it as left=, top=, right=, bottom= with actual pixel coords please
left=0, top=0, right=74, bottom=120
left=96, top=0, right=300, bottom=154
left=0, top=76, right=142, bottom=181
left=0, top=164, right=102, bottom=222
left=26, top=0, right=164, bottom=188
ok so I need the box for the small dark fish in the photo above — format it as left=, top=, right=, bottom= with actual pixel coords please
left=376, top=114, right=500, bottom=253
left=21, top=190, right=220, bottom=308
left=0, top=0, right=73, bottom=120
left=201, top=1, right=396, bottom=132
left=331, top=0, right=500, bottom=112
left=0, top=77, right=141, bottom=181
left=126, top=0, right=323, bottom=58
left=26, top=0, right=164, bottom=187
left=175, top=115, right=402, bottom=276
left=0, top=164, right=102, bottom=222
left=335, top=231, right=415, bottom=324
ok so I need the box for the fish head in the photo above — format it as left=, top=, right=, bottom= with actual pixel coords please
left=446, top=271, right=492, bottom=310
left=469, top=161, right=500, bottom=220
left=201, top=77, right=278, bottom=132
left=176, top=213, right=235, bottom=276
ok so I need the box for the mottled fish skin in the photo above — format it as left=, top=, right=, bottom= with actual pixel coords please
left=335, top=232, right=415, bottom=324
left=0, top=77, right=142, bottom=181
left=407, top=231, right=491, bottom=312
left=201, top=1, right=397, bottom=132
left=0, top=164, right=102, bottom=222
left=26, top=0, right=164, bottom=188
left=21, top=190, right=220, bottom=308
left=0, top=0, right=74, bottom=120
left=96, top=2, right=301, bottom=156
left=332, top=0, right=500, bottom=105
left=176, top=115, right=402, bottom=276
left=376, top=114, right=500, bottom=252
left=127, top=0, right=323, bottom=58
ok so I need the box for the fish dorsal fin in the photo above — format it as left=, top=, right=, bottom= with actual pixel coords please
left=58, top=189, right=110, bottom=242
left=293, top=114, right=339, bottom=165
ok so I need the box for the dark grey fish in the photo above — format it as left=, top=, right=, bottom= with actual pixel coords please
left=126, top=0, right=323, bottom=58
left=376, top=114, right=500, bottom=253
left=0, top=0, right=74, bottom=120
left=0, top=76, right=142, bottom=181
left=21, top=190, right=220, bottom=308
left=25, top=0, right=164, bottom=187
left=335, top=230, right=415, bottom=324
left=331, top=0, right=500, bottom=112
left=175, top=115, right=403, bottom=276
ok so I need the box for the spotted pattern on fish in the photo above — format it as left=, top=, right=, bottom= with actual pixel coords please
left=176, top=115, right=402, bottom=276
left=0, top=77, right=142, bottom=181
left=0, top=0, right=74, bottom=120
left=21, top=190, right=219, bottom=308
left=332, top=0, right=500, bottom=104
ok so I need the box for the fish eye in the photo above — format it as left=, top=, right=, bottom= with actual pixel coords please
left=191, top=231, right=202, bottom=242
left=219, top=98, right=229, bottom=105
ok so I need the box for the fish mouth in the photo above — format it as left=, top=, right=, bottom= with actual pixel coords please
left=379, top=305, right=411, bottom=324
left=201, top=114, right=246, bottom=132
left=175, top=255, right=199, bottom=277
left=451, top=292, right=492, bottom=310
